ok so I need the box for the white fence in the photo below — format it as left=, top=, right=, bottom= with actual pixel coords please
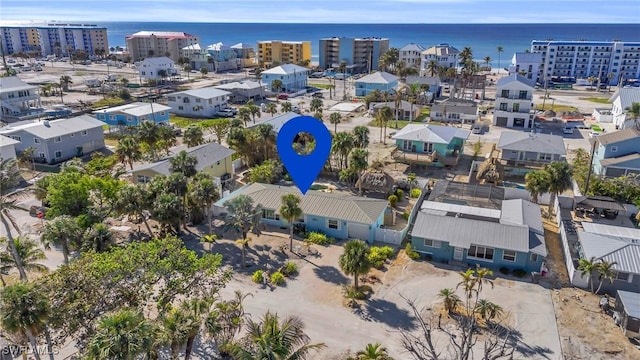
left=374, top=227, right=403, bottom=245
left=503, top=187, right=552, bottom=205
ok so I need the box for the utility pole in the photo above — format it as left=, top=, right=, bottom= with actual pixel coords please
left=583, top=138, right=597, bottom=195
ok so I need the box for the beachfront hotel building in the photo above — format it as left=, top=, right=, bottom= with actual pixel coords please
left=318, top=37, right=390, bottom=73
left=126, top=31, right=199, bottom=62
left=0, top=23, right=108, bottom=57
left=256, top=40, right=311, bottom=68
left=531, top=40, right=640, bottom=86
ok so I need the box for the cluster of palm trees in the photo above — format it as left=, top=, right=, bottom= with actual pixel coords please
left=332, top=126, right=370, bottom=184
left=377, top=48, right=419, bottom=80
left=524, top=161, right=573, bottom=214
left=578, top=257, right=618, bottom=294
left=115, top=121, right=178, bottom=167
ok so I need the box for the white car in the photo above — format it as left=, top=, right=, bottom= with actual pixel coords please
left=589, top=131, right=601, bottom=138
left=563, top=127, right=574, bottom=134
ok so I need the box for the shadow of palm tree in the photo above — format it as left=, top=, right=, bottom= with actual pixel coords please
left=364, top=298, right=417, bottom=330
left=312, top=265, right=350, bottom=285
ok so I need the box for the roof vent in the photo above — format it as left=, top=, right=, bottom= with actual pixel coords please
left=43, top=120, right=50, bottom=127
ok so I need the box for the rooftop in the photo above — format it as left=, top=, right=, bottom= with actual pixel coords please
left=246, top=112, right=299, bottom=133
left=392, top=124, right=470, bottom=144
left=422, top=44, right=459, bottom=56
left=356, top=71, right=398, bottom=84
left=216, top=183, right=388, bottom=224
left=214, top=81, right=263, bottom=91
left=578, top=232, right=640, bottom=275
left=169, top=87, right=231, bottom=99
left=428, top=181, right=505, bottom=210
left=93, top=102, right=171, bottom=117
left=617, top=291, right=640, bottom=318
left=261, top=64, right=310, bottom=76
left=0, top=115, right=104, bottom=139
left=609, top=87, right=640, bottom=109
left=128, top=31, right=197, bottom=39
left=497, top=132, right=566, bottom=155
left=132, top=142, right=235, bottom=176
left=496, top=74, right=536, bottom=88
left=593, top=127, right=640, bottom=146
left=0, top=76, right=38, bottom=93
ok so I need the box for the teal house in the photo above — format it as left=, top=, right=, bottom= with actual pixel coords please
left=410, top=182, right=547, bottom=273
left=355, top=71, right=398, bottom=97
left=214, top=183, right=389, bottom=243
left=93, top=102, right=171, bottom=128
left=391, top=124, right=470, bottom=167
left=591, top=128, right=640, bottom=177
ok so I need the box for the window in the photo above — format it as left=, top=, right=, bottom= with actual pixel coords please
left=262, top=209, right=280, bottom=221
left=70, top=132, right=75, bottom=137
left=34, top=138, right=40, bottom=144
left=402, top=140, right=412, bottom=151
left=518, top=90, right=528, bottom=99
left=467, top=245, right=494, bottom=260
left=10, top=135, right=21, bottom=142
left=499, top=103, right=507, bottom=111
left=328, top=219, right=339, bottom=229
left=513, top=103, right=520, bottom=112
left=501, top=90, right=509, bottom=98
left=423, top=143, right=433, bottom=153
left=167, top=96, right=176, bottom=101
left=81, top=130, right=88, bottom=136
left=502, top=250, right=516, bottom=262
left=54, top=136, right=61, bottom=143
left=137, top=175, right=151, bottom=184
left=531, top=253, right=538, bottom=262
left=616, top=272, right=630, bottom=282
left=178, top=106, right=184, bottom=110
left=539, top=153, right=553, bottom=161
left=610, top=146, right=618, bottom=152
left=424, top=239, right=441, bottom=248
left=54, top=150, right=62, bottom=158
left=38, top=152, right=45, bottom=158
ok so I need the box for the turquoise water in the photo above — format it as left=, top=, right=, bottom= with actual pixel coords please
left=503, top=181, right=526, bottom=190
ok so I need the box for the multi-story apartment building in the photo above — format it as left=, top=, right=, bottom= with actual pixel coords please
left=126, top=31, right=199, bottom=62
left=180, top=42, right=256, bottom=72
left=257, top=40, right=311, bottom=68
left=420, top=44, right=459, bottom=72
left=399, top=43, right=424, bottom=68
left=508, top=52, right=542, bottom=84
left=531, top=40, right=640, bottom=85
left=0, top=76, right=43, bottom=122
left=493, top=74, right=535, bottom=129
left=1, top=23, right=108, bottom=56
left=318, top=37, right=389, bottom=73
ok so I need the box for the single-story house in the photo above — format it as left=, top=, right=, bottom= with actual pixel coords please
left=214, top=81, right=265, bottom=103
left=166, top=87, right=231, bottom=118
left=614, top=290, right=640, bottom=339
left=497, top=132, right=566, bottom=167
left=411, top=198, right=546, bottom=273
left=0, top=135, right=19, bottom=161
left=355, top=72, right=398, bottom=97
left=260, top=64, right=310, bottom=93
left=93, top=102, right=171, bottom=127
left=131, top=142, right=235, bottom=184
left=246, top=112, right=299, bottom=133
left=391, top=124, right=470, bottom=167
left=0, top=116, right=105, bottom=164
left=430, top=99, right=478, bottom=124
left=213, top=183, right=389, bottom=243
left=404, top=75, right=442, bottom=98
left=369, top=100, right=420, bottom=121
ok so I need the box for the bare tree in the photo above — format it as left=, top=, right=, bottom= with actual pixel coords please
left=398, top=267, right=516, bottom=360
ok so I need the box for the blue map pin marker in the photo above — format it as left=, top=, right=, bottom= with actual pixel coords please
left=276, top=115, right=332, bottom=195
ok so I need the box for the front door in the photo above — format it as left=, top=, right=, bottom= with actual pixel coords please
left=453, top=247, right=464, bottom=261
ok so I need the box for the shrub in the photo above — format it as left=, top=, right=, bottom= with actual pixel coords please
left=499, top=267, right=510, bottom=275
left=368, top=246, right=395, bottom=268
left=270, top=271, right=285, bottom=285
left=280, top=262, right=298, bottom=277
left=410, top=189, right=422, bottom=198
left=402, top=211, right=410, bottom=220
left=388, top=195, right=398, bottom=207
left=343, top=285, right=367, bottom=300
left=252, top=269, right=264, bottom=283
left=405, top=243, right=420, bottom=260
left=395, top=189, right=404, bottom=199
left=513, top=269, right=527, bottom=278
left=305, top=231, right=334, bottom=246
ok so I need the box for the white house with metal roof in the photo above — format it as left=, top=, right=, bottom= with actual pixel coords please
left=246, top=112, right=299, bottom=133
left=497, top=132, right=566, bottom=166
left=391, top=124, right=470, bottom=167
left=131, top=142, right=235, bottom=185
left=355, top=71, right=399, bottom=97
left=260, top=64, right=310, bottom=93
left=508, top=52, right=543, bottom=84
left=420, top=43, right=459, bottom=70
left=93, top=102, right=171, bottom=127
left=399, top=43, right=425, bottom=68
left=430, top=98, right=478, bottom=123
left=214, top=81, right=265, bottom=103
left=592, top=128, right=640, bottom=177
left=0, top=76, right=43, bottom=122
left=0, top=135, right=20, bottom=161
left=0, top=115, right=105, bottom=164
left=609, top=87, right=640, bottom=130
left=166, top=87, right=231, bottom=117
left=493, top=74, right=536, bottom=129
left=214, top=183, right=389, bottom=243
left=138, top=56, right=177, bottom=81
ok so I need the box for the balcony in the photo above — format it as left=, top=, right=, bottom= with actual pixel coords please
left=391, top=148, right=461, bottom=166
left=496, top=94, right=532, bottom=101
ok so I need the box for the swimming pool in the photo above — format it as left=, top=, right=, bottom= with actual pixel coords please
left=502, top=181, right=526, bottom=190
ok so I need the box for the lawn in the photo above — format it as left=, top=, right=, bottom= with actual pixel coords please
left=535, top=104, right=579, bottom=113
left=91, top=98, right=126, bottom=109
left=590, top=124, right=603, bottom=132
left=369, top=107, right=430, bottom=128
left=580, top=97, right=610, bottom=104
left=169, top=115, right=227, bottom=128
left=308, top=83, right=333, bottom=89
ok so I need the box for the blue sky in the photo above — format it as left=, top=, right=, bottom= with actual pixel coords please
left=1, top=0, right=639, bottom=23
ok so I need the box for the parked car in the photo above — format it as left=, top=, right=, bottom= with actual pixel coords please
left=310, top=72, right=324, bottom=78
left=312, top=92, right=324, bottom=99
left=278, top=94, right=289, bottom=100
left=589, top=131, right=601, bottom=138
left=216, top=109, right=235, bottom=117
left=563, top=127, right=574, bottom=134
left=472, top=125, right=483, bottom=134
left=292, top=105, right=301, bottom=114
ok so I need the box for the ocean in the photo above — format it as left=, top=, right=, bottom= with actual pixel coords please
left=99, top=23, right=640, bottom=68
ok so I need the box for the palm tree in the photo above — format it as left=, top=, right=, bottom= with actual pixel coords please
left=352, top=126, right=369, bottom=149
left=0, top=159, right=30, bottom=280
left=544, top=161, right=573, bottom=216
left=189, top=173, right=220, bottom=235
left=483, top=56, right=492, bottom=71
left=0, top=282, right=50, bottom=360
left=408, top=82, right=421, bottom=121
left=228, top=311, right=325, bottom=360
left=338, top=61, right=348, bottom=100
left=59, top=75, right=73, bottom=91
left=577, top=257, right=600, bottom=293
left=310, top=98, right=323, bottom=114
left=272, top=79, right=284, bottom=97
left=393, top=89, right=403, bottom=128
left=281, top=101, right=293, bottom=113
left=438, top=288, right=461, bottom=314
left=255, top=123, right=274, bottom=160
left=332, top=132, right=355, bottom=170
left=40, top=215, right=82, bottom=264
left=496, top=46, right=504, bottom=74
left=379, top=106, right=393, bottom=144
left=238, top=106, right=251, bottom=126
left=595, top=260, right=618, bottom=294
left=223, top=194, right=263, bottom=239
left=280, top=194, right=303, bottom=252
left=183, top=126, right=205, bottom=147
left=627, top=102, right=640, bottom=130
left=170, top=150, right=198, bottom=178
left=138, top=121, right=161, bottom=159
left=86, top=309, right=155, bottom=360
left=525, top=170, right=550, bottom=204
left=329, top=112, right=342, bottom=133
left=0, top=236, right=48, bottom=279
left=115, top=136, right=142, bottom=170
left=235, top=237, right=252, bottom=268
left=354, top=343, right=394, bottom=360
left=205, top=291, right=250, bottom=355
left=82, top=223, right=115, bottom=253
left=474, top=299, right=503, bottom=323
left=339, top=239, right=371, bottom=290
left=427, top=60, right=439, bottom=78
left=114, top=184, right=154, bottom=236
left=246, top=99, right=261, bottom=123
left=265, top=103, right=278, bottom=117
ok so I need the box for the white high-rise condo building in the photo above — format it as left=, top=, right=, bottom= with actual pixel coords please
left=531, top=40, right=640, bottom=86
left=1, top=23, right=108, bottom=57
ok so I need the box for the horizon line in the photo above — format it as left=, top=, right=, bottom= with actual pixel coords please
left=2, top=20, right=640, bottom=25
